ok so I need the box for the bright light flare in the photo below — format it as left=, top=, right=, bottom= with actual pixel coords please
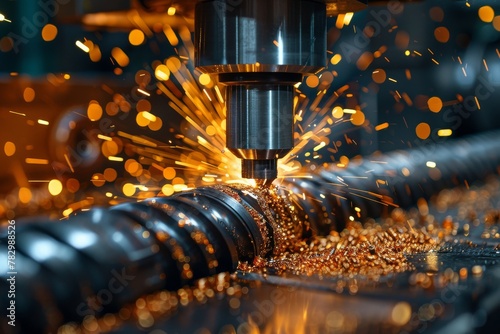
left=0, top=13, right=12, bottom=22
left=426, top=161, right=437, bottom=168
left=75, top=40, right=90, bottom=52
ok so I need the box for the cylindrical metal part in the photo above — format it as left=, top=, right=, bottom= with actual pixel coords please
left=0, top=185, right=302, bottom=334
left=225, top=83, right=295, bottom=159
left=242, top=159, right=278, bottom=179
left=195, top=0, right=327, bottom=181
left=221, top=72, right=302, bottom=180
left=195, top=0, right=327, bottom=73
left=3, top=131, right=500, bottom=333
left=282, top=131, right=500, bottom=234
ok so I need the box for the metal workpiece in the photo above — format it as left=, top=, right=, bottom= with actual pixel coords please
left=283, top=130, right=500, bottom=235
left=0, top=185, right=301, bottom=333
left=2, top=131, right=500, bottom=333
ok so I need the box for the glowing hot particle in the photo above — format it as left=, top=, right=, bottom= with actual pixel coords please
left=137, top=88, right=151, bottom=96
left=426, top=161, right=437, bottom=168
left=330, top=54, right=342, bottom=65
left=97, top=134, right=112, bottom=141
left=313, top=142, right=326, bottom=152
left=9, top=110, right=26, bottom=116
left=123, top=183, right=136, bottom=197
left=461, top=67, right=467, bottom=77
left=155, top=64, right=170, bottom=81
left=437, top=129, right=452, bottom=137
left=427, top=96, right=443, bottom=113
left=25, top=158, right=49, bottom=165
left=474, top=96, right=481, bottom=110
left=335, top=13, right=346, bottom=29
left=4, top=141, right=16, bottom=156
left=48, top=179, right=63, bottom=196
left=478, top=6, right=494, bottom=23
left=75, top=40, right=90, bottom=52
left=0, top=14, right=12, bottom=22
left=203, top=89, right=212, bottom=101
left=214, top=86, right=224, bottom=103
left=23, top=87, right=35, bottom=102
left=18, top=187, right=32, bottom=204
left=199, top=73, right=211, bottom=86
left=129, top=29, right=145, bottom=46
left=344, top=12, right=354, bottom=25
left=416, top=122, right=431, bottom=140
left=63, top=208, right=74, bottom=217
left=37, top=119, right=49, bottom=125
left=111, top=47, right=130, bottom=67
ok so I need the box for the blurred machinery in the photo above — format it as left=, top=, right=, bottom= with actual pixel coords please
left=1, top=1, right=500, bottom=334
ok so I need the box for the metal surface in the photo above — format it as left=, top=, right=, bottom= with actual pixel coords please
left=0, top=184, right=300, bottom=333
left=195, top=0, right=327, bottom=73
left=283, top=130, right=500, bottom=234
left=195, top=0, right=327, bottom=181
left=225, top=78, right=297, bottom=179
left=2, top=131, right=500, bottom=333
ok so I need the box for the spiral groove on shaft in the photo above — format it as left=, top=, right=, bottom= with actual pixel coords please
left=0, top=185, right=301, bottom=333
left=282, top=131, right=500, bottom=234
left=1, top=131, right=500, bottom=333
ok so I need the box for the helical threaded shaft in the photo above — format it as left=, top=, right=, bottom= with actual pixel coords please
left=0, top=185, right=301, bottom=334
left=2, top=131, right=500, bottom=333
left=282, top=131, right=500, bottom=234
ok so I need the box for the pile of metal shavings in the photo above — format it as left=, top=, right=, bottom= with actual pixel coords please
left=239, top=177, right=500, bottom=282
left=239, top=221, right=439, bottom=280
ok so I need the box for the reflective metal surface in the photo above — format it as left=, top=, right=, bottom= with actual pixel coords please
left=195, top=0, right=328, bottom=181
left=225, top=82, right=295, bottom=178
left=2, top=131, right=500, bottom=333
left=195, top=0, right=326, bottom=73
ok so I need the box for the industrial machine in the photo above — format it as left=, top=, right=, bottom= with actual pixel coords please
left=1, top=1, right=500, bottom=333
left=193, top=0, right=410, bottom=181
